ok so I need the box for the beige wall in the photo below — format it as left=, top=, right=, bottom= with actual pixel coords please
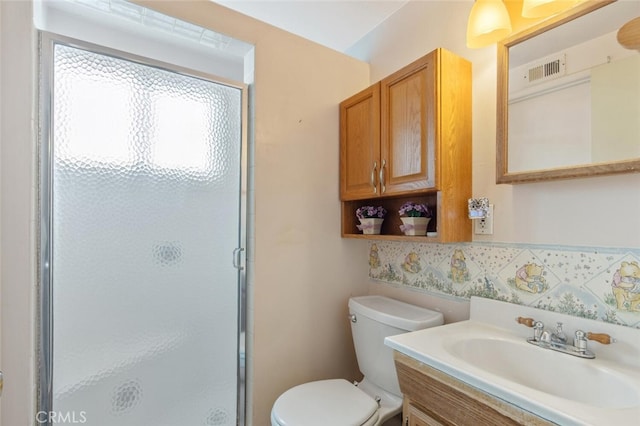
left=1, top=0, right=374, bottom=425
left=143, top=2, right=640, bottom=424
left=4, top=1, right=639, bottom=425
left=1, top=2, right=38, bottom=425
left=351, top=0, right=640, bottom=248
left=354, top=0, right=640, bottom=342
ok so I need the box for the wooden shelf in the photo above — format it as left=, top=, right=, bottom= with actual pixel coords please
left=342, top=193, right=439, bottom=239
left=341, top=234, right=442, bottom=242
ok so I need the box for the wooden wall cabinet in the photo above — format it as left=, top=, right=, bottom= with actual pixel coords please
left=394, top=352, right=553, bottom=426
left=339, top=48, right=472, bottom=242
left=340, top=82, right=382, bottom=200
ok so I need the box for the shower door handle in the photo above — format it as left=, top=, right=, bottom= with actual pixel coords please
left=233, top=248, right=245, bottom=270
left=0, top=370, right=3, bottom=397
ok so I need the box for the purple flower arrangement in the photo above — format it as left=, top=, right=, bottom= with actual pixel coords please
left=398, top=201, right=432, bottom=218
left=355, top=205, right=387, bottom=219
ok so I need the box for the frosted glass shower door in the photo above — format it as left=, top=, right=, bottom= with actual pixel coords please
left=46, top=42, right=244, bottom=426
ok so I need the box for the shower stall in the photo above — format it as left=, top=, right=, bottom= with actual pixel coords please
left=39, top=35, right=246, bottom=426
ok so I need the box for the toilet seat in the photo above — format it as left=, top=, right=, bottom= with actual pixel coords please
left=270, top=379, right=379, bottom=426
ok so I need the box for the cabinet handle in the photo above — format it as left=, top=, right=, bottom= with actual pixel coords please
left=371, top=161, right=378, bottom=194
left=379, top=159, right=386, bottom=193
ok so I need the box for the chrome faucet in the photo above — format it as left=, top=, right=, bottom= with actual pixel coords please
left=550, top=322, right=567, bottom=345
left=515, top=316, right=615, bottom=359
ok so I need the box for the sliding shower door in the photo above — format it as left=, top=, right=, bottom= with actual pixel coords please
left=40, top=37, right=245, bottom=426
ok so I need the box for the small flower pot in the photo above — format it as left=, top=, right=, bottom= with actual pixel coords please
left=400, top=217, right=430, bottom=236
left=357, top=218, right=384, bottom=235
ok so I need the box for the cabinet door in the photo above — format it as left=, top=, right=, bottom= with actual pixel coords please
left=405, top=401, right=446, bottom=426
left=340, top=83, right=381, bottom=200
left=381, top=52, right=436, bottom=194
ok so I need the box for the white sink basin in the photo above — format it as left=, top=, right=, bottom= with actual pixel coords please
left=384, top=297, right=640, bottom=426
left=445, top=337, right=640, bottom=409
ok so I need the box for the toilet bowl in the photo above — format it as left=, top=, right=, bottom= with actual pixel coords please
left=270, top=379, right=380, bottom=426
left=270, top=295, right=444, bottom=426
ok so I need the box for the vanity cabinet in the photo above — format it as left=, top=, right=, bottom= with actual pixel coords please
left=339, top=48, right=472, bottom=242
left=404, top=401, right=444, bottom=426
left=394, top=352, right=553, bottom=426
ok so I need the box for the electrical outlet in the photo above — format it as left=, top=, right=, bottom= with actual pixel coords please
left=474, top=204, right=494, bottom=235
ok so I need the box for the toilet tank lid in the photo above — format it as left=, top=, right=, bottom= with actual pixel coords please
left=349, top=295, right=444, bottom=331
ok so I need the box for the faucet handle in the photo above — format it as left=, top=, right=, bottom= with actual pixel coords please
left=587, top=332, right=616, bottom=345
left=574, top=330, right=588, bottom=352
left=516, top=316, right=536, bottom=327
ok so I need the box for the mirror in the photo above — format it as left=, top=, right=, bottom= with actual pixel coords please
left=497, top=0, right=640, bottom=184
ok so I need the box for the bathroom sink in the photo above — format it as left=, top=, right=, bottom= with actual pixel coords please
left=385, top=297, right=640, bottom=426
left=445, top=337, right=640, bottom=409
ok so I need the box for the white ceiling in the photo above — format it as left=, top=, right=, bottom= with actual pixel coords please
left=214, top=0, right=409, bottom=53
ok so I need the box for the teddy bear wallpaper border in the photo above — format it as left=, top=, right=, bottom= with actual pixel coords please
left=368, top=241, right=640, bottom=328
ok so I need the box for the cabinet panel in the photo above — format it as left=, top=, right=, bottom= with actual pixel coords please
left=396, top=361, right=518, bottom=426
left=340, top=83, right=380, bottom=200
left=404, top=400, right=446, bottom=426
left=382, top=51, right=436, bottom=193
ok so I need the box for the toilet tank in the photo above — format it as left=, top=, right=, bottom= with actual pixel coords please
left=348, top=295, right=443, bottom=397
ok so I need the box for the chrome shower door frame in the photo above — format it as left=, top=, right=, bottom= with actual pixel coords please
left=37, top=32, right=248, bottom=426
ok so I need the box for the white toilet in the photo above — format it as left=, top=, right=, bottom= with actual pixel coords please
left=270, top=295, right=444, bottom=426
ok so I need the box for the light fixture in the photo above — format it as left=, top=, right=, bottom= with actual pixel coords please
left=466, top=0, right=512, bottom=49
left=617, top=16, right=640, bottom=52
left=521, top=0, right=574, bottom=19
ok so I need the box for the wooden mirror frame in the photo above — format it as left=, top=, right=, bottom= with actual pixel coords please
left=496, top=0, right=640, bottom=184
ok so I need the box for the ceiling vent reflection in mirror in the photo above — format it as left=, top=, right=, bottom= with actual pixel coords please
left=527, top=54, right=566, bottom=84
